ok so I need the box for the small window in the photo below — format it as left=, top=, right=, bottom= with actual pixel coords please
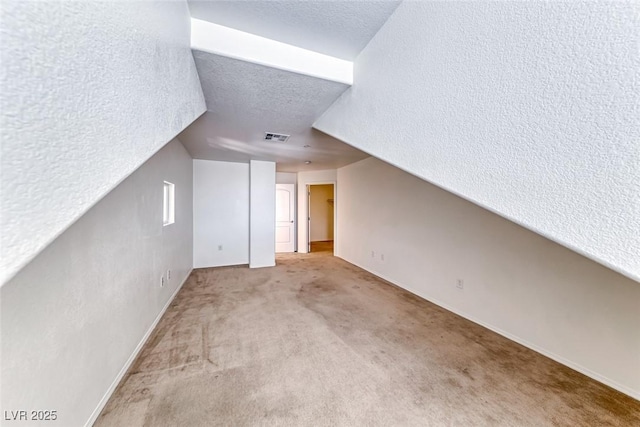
left=163, top=181, right=175, bottom=226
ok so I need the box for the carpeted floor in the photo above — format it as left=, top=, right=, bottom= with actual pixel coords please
left=96, top=251, right=640, bottom=426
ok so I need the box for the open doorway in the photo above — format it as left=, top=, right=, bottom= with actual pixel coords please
left=308, top=184, right=334, bottom=253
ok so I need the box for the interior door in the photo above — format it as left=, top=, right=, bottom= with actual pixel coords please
left=275, top=184, right=295, bottom=253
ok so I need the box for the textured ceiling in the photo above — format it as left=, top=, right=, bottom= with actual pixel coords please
left=179, top=51, right=369, bottom=171
left=187, top=0, right=401, bottom=60
left=181, top=1, right=397, bottom=170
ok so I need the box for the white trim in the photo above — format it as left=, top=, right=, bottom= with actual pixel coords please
left=303, top=181, right=337, bottom=254
left=339, top=256, right=640, bottom=401
left=190, top=18, right=353, bottom=85
left=84, top=269, right=193, bottom=427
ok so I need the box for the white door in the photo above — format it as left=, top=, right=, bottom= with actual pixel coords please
left=275, top=184, right=295, bottom=253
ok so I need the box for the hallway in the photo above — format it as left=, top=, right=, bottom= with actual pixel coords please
left=96, top=252, right=639, bottom=426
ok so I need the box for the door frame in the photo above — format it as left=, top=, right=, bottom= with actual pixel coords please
left=305, top=182, right=336, bottom=253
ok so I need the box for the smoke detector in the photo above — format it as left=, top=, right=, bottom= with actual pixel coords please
left=264, top=132, right=290, bottom=142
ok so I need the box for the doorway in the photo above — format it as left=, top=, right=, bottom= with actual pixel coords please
left=308, top=184, right=334, bottom=254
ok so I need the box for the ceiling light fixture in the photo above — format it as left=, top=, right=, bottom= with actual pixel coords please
left=303, top=145, right=311, bottom=148
left=304, top=161, right=312, bottom=165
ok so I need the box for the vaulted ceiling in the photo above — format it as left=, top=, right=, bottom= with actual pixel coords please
left=178, top=0, right=401, bottom=171
left=187, top=0, right=401, bottom=60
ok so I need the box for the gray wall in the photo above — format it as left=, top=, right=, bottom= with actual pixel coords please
left=1, top=139, right=194, bottom=426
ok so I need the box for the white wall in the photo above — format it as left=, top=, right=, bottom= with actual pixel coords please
left=250, top=161, right=276, bottom=268
left=337, top=157, right=640, bottom=399
left=0, top=1, right=206, bottom=285
left=297, top=169, right=336, bottom=253
left=276, top=172, right=297, bottom=185
left=315, top=1, right=640, bottom=282
left=193, top=160, right=249, bottom=268
left=1, top=139, right=194, bottom=426
left=193, top=160, right=277, bottom=268
left=310, top=184, right=334, bottom=242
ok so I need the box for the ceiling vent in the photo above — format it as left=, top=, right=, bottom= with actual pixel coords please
left=264, top=132, right=290, bottom=142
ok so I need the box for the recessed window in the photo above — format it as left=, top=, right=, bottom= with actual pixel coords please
left=163, top=181, right=175, bottom=226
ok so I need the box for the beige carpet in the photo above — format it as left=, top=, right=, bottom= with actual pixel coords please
left=96, top=252, right=639, bottom=426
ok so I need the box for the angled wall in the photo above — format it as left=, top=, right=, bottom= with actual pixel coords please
left=1, top=139, right=194, bottom=426
left=315, top=1, right=640, bottom=281
left=1, top=0, right=206, bottom=284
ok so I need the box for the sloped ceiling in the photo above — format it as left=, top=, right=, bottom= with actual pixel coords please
left=179, top=0, right=402, bottom=171
left=188, top=0, right=401, bottom=60
left=180, top=52, right=368, bottom=171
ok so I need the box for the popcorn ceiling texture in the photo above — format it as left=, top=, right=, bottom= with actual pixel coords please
left=188, top=0, right=401, bottom=60
left=314, top=1, right=640, bottom=282
left=181, top=51, right=366, bottom=170
left=0, top=1, right=206, bottom=284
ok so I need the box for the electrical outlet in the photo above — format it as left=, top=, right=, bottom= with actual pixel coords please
left=456, top=279, right=464, bottom=290
left=218, top=245, right=223, bottom=251
left=381, top=253, right=385, bottom=261
left=371, top=251, right=375, bottom=258
left=167, top=269, right=171, bottom=280
left=160, top=275, right=165, bottom=288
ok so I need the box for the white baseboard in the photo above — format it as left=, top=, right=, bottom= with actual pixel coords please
left=84, top=269, right=193, bottom=427
left=339, top=256, right=640, bottom=402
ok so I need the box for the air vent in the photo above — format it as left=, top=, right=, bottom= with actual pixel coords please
left=264, top=132, right=290, bottom=142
